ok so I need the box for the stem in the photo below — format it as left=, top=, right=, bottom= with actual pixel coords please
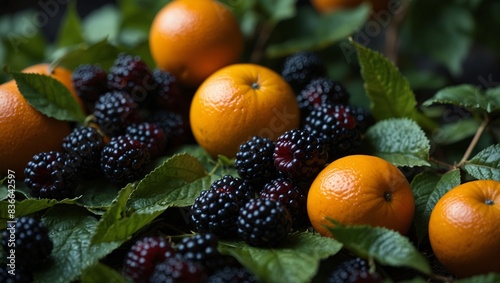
left=428, top=273, right=454, bottom=283
left=428, top=157, right=455, bottom=171
left=457, top=115, right=489, bottom=167
left=250, top=21, right=276, bottom=64
left=384, top=0, right=410, bottom=64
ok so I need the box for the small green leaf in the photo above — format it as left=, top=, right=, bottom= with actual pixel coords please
left=423, top=84, right=495, bottom=114
left=411, top=169, right=461, bottom=244
left=485, top=87, right=500, bottom=113
left=10, top=72, right=86, bottom=122
left=81, top=263, right=126, bottom=283
left=463, top=144, right=500, bottom=181
left=52, top=38, right=120, bottom=71
left=432, top=118, right=480, bottom=145
left=257, top=0, right=296, bottom=22
left=219, top=231, right=342, bottom=283
left=55, top=1, right=85, bottom=48
left=82, top=4, right=121, bottom=44
left=35, top=205, right=121, bottom=283
left=266, top=5, right=370, bottom=58
left=0, top=197, right=80, bottom=225
left=75, top=179, right=121, bottom=214
left=365, top=118, right=431, bottom=167
left=325, top=222, right=432, bottom=275
left=456, top=273, right=500, bottom=283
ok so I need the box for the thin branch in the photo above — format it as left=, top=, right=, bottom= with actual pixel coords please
left=457, top=115, right=490, bottom=167
left=250, top=21, right=276, bottom=64
left=384, top=0, right=410, bottom=64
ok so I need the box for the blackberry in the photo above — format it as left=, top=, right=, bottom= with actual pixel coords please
left=107, top=53, right=155, bottom=103
left=176, top=233, right=221, bottom=272
left=259, top=178, right=307, bottom=227
left=206, top=266, right=257, bottom=283
left=100, top=136, right=151, bottom=186
left=297, top=77, right=349, bottom=118
left=190, top=176, right=254, bottom=238
left=327, top=257, right=383, bottom=283
left=0, top=266, right=33, bottom=283
left=237, top=198, right=292, bottom=247
left=62, top=126, right=105, bottom=176
left=125, top=122, right=167, bottom=158
left=24, top=151, right=78, bottom=199
left=71, top=64, right=108, bottom=108
left=273, top=129, right=328, bottom=183
left=149, top=254, right=207, bottom=283
left=123, top=236, right=176, bottom=283
left=343, top=105, right=375, bottom=133
left=151, top=69, right=184, bottom=112
left=281, top=51, right=327, bottom=92
left=235, top=136, right=279, bottom=189
left=304, top=104, right=362, bottom=161
left=93, top=91, right=142, bottom=136
left=1, top=217, right=53, bottom=267
left=149, top=110, right=194, bottom=148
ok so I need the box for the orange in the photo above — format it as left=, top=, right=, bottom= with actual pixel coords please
left=428, top=180, right=500, bottom=278
left=311, top=0, right=390, bottom=14
left=149, top=0, right=244, bottom=87
left=0, top=64, right=83, bottom=177
left=307, top=154, right=415, bottom=237
left=190, top=63, right=300, bottom=158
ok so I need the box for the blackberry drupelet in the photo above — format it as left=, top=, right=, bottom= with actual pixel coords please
left=71, top=64, right=108, bottom=109
left=273, top=129, right=329, bottom=183
left=281, top=51, right=327, bottom=93
left=176, top=233, right=221, bottom=272
left=125, top=122, right=167, bottom=158
left=343, top=105, right=376, bottom=133
left=148, top=254, right=207, bottom=283
left=304, top=103, right=362, bottom=161
left=327, top=257, right=383, bottom=283
left=235, top=136, right=279, bottom=189
left=0, top=266, right=33, bottom=283
left=100, top=136, right=151, bottom=186
left=151, top=69, right=184, bottom=111
left=123, top=236, right=176, bottom=283
left=237, top=198, right=292, bottom=247
left=260, top=177, right=307, bottom=228
left=297, top=77, right=349, bottom=118
left=62, top=126, right=105, bottom=176
left=24, top=151, right=78, bottom=199
left=206, top=266, right=257, bottom=283
left=1, top=217, right=53, bottom=267
left=149, top=110, right=193, bottom=148
left=190, top=176, right=254, bottom=238
left=93, top=91, right=142, bottom=136
left=107, top=53, right=155, bottom=103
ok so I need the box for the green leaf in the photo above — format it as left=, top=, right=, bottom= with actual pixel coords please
left=411, top=169, right=461, bottom=244
left=432, top=118, right=480, bottom=145
left=463, top=144, right=500, bottom=181
left=35, top=205, right=121, bottom=283
left=456, top=273, right=500, bottom=283
left=365, top=118, right=431, bottom=167
left=219, top=231, right=342, bottom=283
left=81, top=263, right=126, bottom=283
left=0, top=197, right=79, bottom=225
left=485, top=87, right=500, bottom=113
left=75, top=179, right=121, bottom=214
left=423, top=84, right=496, bottom=114
left=266, top=5, right=370, bottom=58
left=52, top=38, right=120, bottom=71
left=352, top=41, right=437, bottom=130
left=325, top=222, right=432, bottom=275
left=55, top=1, right=84, bottom=48
left=82, top=4, right=121, bottom=44
left=10, top=72, right=86, bottom=122
left=257, top=0, right=296, bottom=22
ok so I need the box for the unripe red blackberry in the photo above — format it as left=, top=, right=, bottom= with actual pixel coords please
left=327, top=257, right=383, bottom=283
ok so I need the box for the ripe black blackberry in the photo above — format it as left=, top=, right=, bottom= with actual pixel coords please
left=149, top=110, right=194, bottom=148
left=235, top=136, right=279, bottom=189
left=304, top=104, right=362, bottom=161
left=281, top=51, right=327, bottom=93
left=123, top=236, right=176, bottom=283
left=259, top=178, right=307, bottom=228
left=107, top=53, right=155, bottom=103
left=343, top=105, right=375, bottom=133
left=24, top=151, right=78, bottom=199
left=176, top=233, right=221, bottom=272
left=100, top=136, right=151, bottom=186
left=148, top=254, right=207, bottom=283
left=71, top=64, right=108, bottom=109
left=93, top=91, right=142, bottom=136
left=62, top=126, right=105, bottom=176
left=0, top=266, right=33, bottom=283
left=190, top=175, right=254, bottom=238
left=125, top=122, right=167, bottom=159
left=273, top=129, right=329, bottom=183
left=151, top=69, right=184, bottom=112
left=1, top=217, right=53, bottom=267
left=327, top=257, right=383, bottom=283
left=237, top=198, right=292, bottom=247
left=206, top=266, right=257, bottom=283
left=297, top=77, right=349, bottom=118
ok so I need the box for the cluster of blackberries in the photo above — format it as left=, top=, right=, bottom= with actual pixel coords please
left=327, top=257, right=383, bottom=283
left=0, top=216, right=53, bottom=282
left=23, top=53, right=195, bottom=199
left=281, top=51, right=375, bottom=162
left=122, top=234, right=256, bottom=283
